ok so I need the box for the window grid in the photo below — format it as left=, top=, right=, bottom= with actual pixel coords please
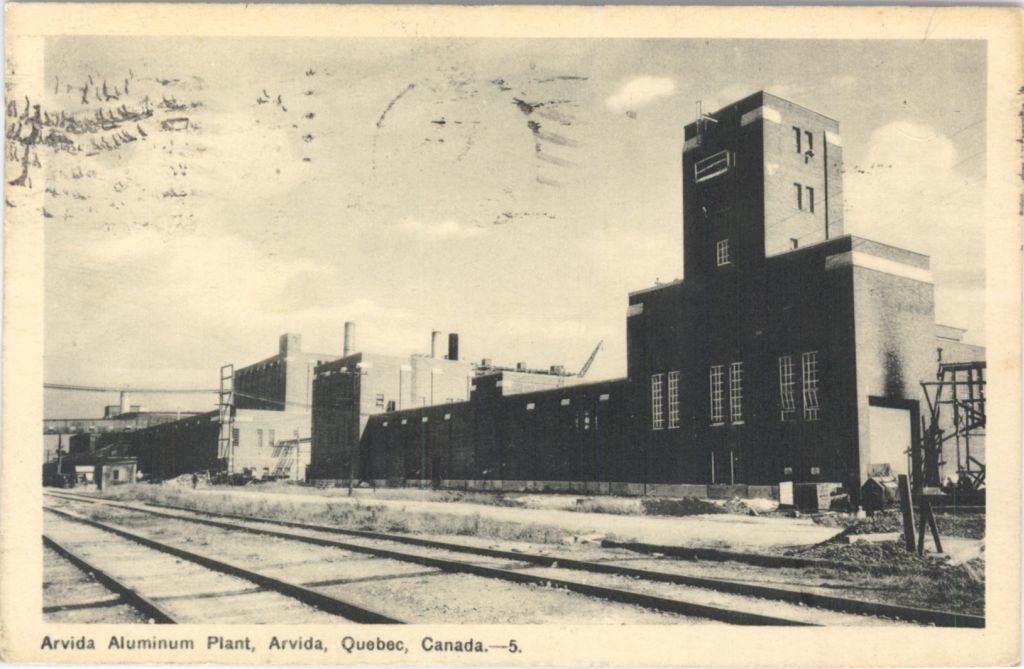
left=716, top=239, right=730, bottom=266
left=729, top=362, right=744, bottom=423
left=667, top=371, right=680, bottom=429
left=779, top=355, right=797, bottom=421
left=651, top=374, right=665, bottom=430
left=802, top=351, right=821, bottom=421
left=709, top=366, right=725, bottom=425
left=256, top=428, right=264, bottom=452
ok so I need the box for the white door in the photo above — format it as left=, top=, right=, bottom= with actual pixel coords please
left=868, top=405, right=912, bottom=476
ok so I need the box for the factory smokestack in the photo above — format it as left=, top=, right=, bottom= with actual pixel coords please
left=343, top=322, right=356, bottom=357
left=431, top=331, right=442, bottom=359
left=119, top=391, right=130, bottom=415
left=448, top=333, right=459, bottom=361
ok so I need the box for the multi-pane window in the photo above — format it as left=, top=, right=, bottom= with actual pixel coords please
left=709, top=365, right=725, bottom=425
left=667, top=371, right=680, bottom=429
left=716, top=239, right=731, bottom=266
left=802, top=351, right=821, bottom=421
left=651, top=374, right=665, bottom=430
left=231, top=428, right=239, bottom=448
left=694, top=150, right=733, bottom=183
left=268, top=429, right=276, bottom=447
left=729, top=362, right=744, bottom=423
left=779, top=356, right=797, bottom=420
left=256, top=429, right=264, bottom=451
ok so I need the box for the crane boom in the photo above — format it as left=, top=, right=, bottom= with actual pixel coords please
left=578, top=340, right=603, bottom=378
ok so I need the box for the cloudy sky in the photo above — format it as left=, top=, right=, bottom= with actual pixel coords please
left=31, top=37, right=985, bottom=417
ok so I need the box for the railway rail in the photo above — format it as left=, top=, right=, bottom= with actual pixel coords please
left=44, top=506, right=402, bottom=624
left=45, top=490, right=980, bottom=627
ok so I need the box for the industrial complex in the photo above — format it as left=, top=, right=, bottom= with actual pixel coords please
left=44, top=91, right=985, bottom=502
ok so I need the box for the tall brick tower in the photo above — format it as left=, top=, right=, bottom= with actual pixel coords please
left=676, top=92, right=846, bottom=484
left=682, top=91, right=844, bottom=281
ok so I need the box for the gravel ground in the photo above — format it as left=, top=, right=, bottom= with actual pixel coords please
left=49, top=499, right=705, bottom=624
left=43, top=548, right=151, bottom=624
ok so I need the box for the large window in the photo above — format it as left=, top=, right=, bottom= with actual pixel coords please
left=651, top=374, right=665, bottom=430
left=709, top=365, right=725, bottom=425
left=716, top=239, right=731, bottom=266
left=802, top=351, right=821, bottom=421
left=729, top=362, right=744, bottom=423
left=694, top=150, right=733, bottom=183
left=779, top=355, right=797, bottom=421
left=667, top=371, right=680, bottom=429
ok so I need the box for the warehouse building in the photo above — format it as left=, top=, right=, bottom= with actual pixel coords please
left=322, top=91, right=983, bottom=498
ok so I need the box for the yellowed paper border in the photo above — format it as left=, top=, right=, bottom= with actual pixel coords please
left=2, top=4, right=1021, bottom=666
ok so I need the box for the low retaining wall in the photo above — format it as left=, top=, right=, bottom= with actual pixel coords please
left=309, top=478, right=780, bottom=500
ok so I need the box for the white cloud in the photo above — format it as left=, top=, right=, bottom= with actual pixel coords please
left=606, top=76, right=676, bottom=113
left=843, top=121, right=985, bottom=339
left=398, top=218, right=482, bottom=239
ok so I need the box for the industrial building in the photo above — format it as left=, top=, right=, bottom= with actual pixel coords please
left=311, top=91, right=984, bottom=499
left=47, top=334, right=328, bottom=481
left=309, top=325, right=583, bottom=480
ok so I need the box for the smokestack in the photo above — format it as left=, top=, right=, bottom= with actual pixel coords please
left=448, top=333, right=459, bottom=362
left=343, top=321, right=356, bottom=357
left=119, top=391, right=130, bottom=415
left=431, top=331, right=442, bottom=359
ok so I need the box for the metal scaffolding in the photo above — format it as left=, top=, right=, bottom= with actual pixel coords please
left=919, top=361, right=986, bottom=490
left=217, top=364, right=235, bottom=472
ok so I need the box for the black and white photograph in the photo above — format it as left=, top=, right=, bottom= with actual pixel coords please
left=1, top=4, right=1020, bottom=666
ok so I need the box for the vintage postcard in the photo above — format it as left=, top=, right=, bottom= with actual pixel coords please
left=1, top=4, right=1021, bottom=666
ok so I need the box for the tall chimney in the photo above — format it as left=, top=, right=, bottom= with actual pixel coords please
left=431, top=331, right=442, bottom=359
left=119, top=391, right=130, bottom=415
left=448, top=333, right=459, bottom=361
left=343, top=322, right=356, bottom=357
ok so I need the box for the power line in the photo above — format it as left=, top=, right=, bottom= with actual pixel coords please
left=44, top=383, right=219, bottom=394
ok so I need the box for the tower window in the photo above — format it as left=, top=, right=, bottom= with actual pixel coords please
left=805, top=131, right=814, bottom=155
left=779, top=356, right=796, bottom=421
left=802, top=351, right=820, bottom=421
left=667, top=371, right=680, bottom=429
left=716, top=238, right=731, bottom=266
left=651, top=374, right=665, bottom=430
left=807, top=186, right=815, bottom=212
left=709, top=365, right=725, bottom=426
left=794, top=183, right=803, bottom=210
left=729, top=362, right=744, bottom=423
left=694, top=150, right=733, bottom=183
left=793, top=126, right=802, bottom=153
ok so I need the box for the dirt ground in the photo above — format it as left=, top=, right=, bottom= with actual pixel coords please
left=61, top=486, right=984, bottom=619
left=812, top=508, right=985, bottom=539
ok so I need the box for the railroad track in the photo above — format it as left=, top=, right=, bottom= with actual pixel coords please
left=45, top=491, right=971, bottom=627
left=44, top=506, right=402, bottom=624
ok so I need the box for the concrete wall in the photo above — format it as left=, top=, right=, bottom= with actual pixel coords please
left=229, top=410, right=311, bottom=478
